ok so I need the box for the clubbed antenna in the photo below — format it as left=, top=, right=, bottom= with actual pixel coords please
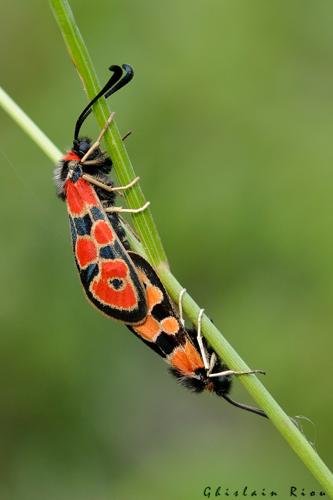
left=74, top=64, right=134, bottom=141
left=104, top=64, right=134, bottom=99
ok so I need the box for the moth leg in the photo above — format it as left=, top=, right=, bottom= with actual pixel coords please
left=196, top=308, right=210, bottom=371
left=195, top=310, right=265, bottom=379
left=80, top=158, right=108, bottom=167
left=82, top=174, right=140, bottom=193
left=105, top=201, right=150, bottom=214
left=81, top=130, right=131, bottom=169
left=83, top=131, right=131, bottom=166
left=80, top=111, right=115, bottom=163
left=207, top=351, right=217, bottom=375
left=178, top=288, right=187, bottom=327
left=111, top=176, right=140, bottom=191
left=209, top=368, right=266, bottom=378
left=122, top=130, right=132, bottom=141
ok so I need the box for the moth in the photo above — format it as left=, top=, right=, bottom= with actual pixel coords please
left=55, top=64, right=266, bottom=417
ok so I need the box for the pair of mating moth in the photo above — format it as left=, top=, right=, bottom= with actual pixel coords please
left=54, top=64, right=266, bottom=419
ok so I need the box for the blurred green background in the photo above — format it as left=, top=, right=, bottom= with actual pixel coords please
left=1, top=1, right=332, bottom=499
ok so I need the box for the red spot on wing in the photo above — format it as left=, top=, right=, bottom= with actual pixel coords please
left=169, top=340, right=204, bottom=376
left=183, top=340, right=205, bottom=371
left=145, top=285, right=163, bottom=311
left=66, top=180, right=85, bottom=215
left=66, top=178, right=100, bottom=216
left=130, top=273, right=164, bottom=340
left=161, top=317, right=180, bottom=335
left=134, top=315, right=161, bottom=341
left=64, top=151, right=80, bottom=161
left=76, top=237, right=98, bottom=268
left=93, top=220, right=114, bottom=245
left=75, top=178, right=99, bottom=205
left=92, top=260, right=137, bottom=309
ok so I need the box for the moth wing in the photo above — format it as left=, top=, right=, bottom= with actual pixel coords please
left=66, top=178, right=147, bottom=324
left=127, top=252, right=184, bottom=356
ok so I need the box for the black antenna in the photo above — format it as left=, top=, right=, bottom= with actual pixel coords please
left=104, top=64, right=134, bottom=99
left=73, top=64, right=134, bottom=141
left=74, top=65, right=122, bottom=141
left=222, top=393, right=268, bottom=419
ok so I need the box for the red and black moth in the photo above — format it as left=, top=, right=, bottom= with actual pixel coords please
left=128, top=252, right=267, bottom=418
left=55, top=64, right=267, bottom=418
left=55, top=64, right=150, bottom=324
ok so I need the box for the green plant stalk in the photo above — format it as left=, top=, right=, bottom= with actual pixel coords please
left=0, top=87, right=62, bottom=162
left=1, top=1, right=331, bottom=494
left=49, top=0, right=167, bottom=267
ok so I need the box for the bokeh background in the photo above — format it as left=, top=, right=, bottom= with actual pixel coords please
left=1, top=1, right=333, bottom=499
